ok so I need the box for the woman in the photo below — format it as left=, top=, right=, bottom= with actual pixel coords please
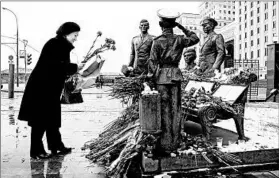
left=18, top=22, right=84, bottom=159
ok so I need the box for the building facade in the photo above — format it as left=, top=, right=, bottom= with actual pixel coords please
left=199, top=1, right=235, bottom=29
left=235, top=1, right=279, bottom=79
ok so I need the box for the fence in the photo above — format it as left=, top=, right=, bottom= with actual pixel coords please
left=233, top=60, right=263, bottom=101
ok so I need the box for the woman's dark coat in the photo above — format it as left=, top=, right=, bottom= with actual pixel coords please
left=18, top=36, right=78, bottom=128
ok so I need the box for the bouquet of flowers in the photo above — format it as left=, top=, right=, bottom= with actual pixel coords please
left=61, top=31, right=116, bottom=104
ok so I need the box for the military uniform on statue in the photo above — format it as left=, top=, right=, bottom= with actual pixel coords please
left=199, top=17, right=226, bottom=73
left=123, top=19, right=155, bottom=77
left=148, top=9, right=200, bottom=155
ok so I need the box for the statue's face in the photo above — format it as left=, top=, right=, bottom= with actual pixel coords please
left=201, top=20, right=214, bottom=34
left=139, top=22, right=149, bottom=33
left=184, top=53, right=196, bottom=63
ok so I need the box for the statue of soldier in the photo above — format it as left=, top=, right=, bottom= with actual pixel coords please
left=148, top=9, right=200, bottom=154
left=182, top=48, right=197, bottom=73
left=127, top=19, right=155, bottom=76
left=199, top=17, right=226, bottom=73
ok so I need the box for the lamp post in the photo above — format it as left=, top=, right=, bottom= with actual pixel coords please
left=22, top=39, right=28, bottom=84
left=3, top=7, right=19, bottom=87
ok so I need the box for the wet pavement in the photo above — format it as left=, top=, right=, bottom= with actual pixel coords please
left=1, top=86, right=125, bottom=178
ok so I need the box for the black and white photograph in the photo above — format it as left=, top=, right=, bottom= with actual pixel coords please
left=1, top=1, right=279, bottom=178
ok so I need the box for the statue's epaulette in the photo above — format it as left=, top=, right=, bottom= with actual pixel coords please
left=132, top=35, right=140, bottom=40
left=153, top=35, right=163, bottom=40
left=150, top=35, right=156, bottom=39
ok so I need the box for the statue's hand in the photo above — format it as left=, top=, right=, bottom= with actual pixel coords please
left=127, top=66, right=134, bottom=71
left=175, top=22, right=184, bottom=29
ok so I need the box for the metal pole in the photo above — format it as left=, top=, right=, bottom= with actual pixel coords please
left=16, top=22, right=19, bottom=87
left=23, top=40, right=28, bottom=85
left=3, top=7, right=19, bottom=87
left=8, top=63, right=15, bottom=98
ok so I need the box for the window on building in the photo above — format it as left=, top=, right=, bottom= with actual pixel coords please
left=265, top=3, right=268, bottom=10
left=251, top=30, right=253, bottom=36
left=257, top=7, right=260, bottom=13
left=273, top=9, right=276, bottom=16
left=251, top=40, right=254, bottom=46
left=239, top=54, right=241, bottom=59
left=245, top=14, right=247, bottom=19
left=265, top=48, right=267, bottom=56
left=273, top=21, right=276, bottom=29
left=265, top=61, right=267, bottom=67
left=228, top=6, right=231, bottom=8
left=257, top=38, right=260, bottom=45
left=233, top=17, right=235, bottom=20
left=265, top=36, right=268, bottom=43
left=245, top=42, right=247, bottom=48
left=239, top=17, right=241, bottom=22
left=251, top=11, right=253, bottom=16
left=228, top=11, right=231, bottom=14
left=251, top=51, right=254, bottom=58
left=273, top=1, right=276, bottom=6
left=245, top=23, right=247, bottom=28
left=251, top=19, right=253, bottom=25
left=245, top=32, right=247, bottom=38
left=257, top=49, right=260, bottom=57
left=239, top=9, right=241, bottom=14
left=224, top=17, right=226, bottom=20
left=224, top=23, right=227, bottom=26
left=240, top=44, right=241, bottom=49
left=245, top=6, right=247, bottom=11
left=251, top=2, right=253, bottom=8
left=265, top=24, right=268, bottom=31
left=245, top=53, right=247, bottom=59
left=240, top=2, right=242, bottom=5
left=257, top=27, right=260, bottom=33
left=265, top=12, right=268, bottom=19
left=224, top=10, right=226, bottom=14
left=257, top=16, right=260, bottom=23
left=224, top=5, right=226, bottom=8
left=233, top=11, right=235, bottom=15
left=257, top=1, right=259, bottom=4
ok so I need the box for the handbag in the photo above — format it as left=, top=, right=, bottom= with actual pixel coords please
left=61, top=74, right=84, bottom=104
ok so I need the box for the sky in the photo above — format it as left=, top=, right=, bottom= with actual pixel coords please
left=1, top=1, right=201, bottom=73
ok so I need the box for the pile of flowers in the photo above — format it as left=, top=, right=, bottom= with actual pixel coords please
left=182, top=67, right=258, bottom=86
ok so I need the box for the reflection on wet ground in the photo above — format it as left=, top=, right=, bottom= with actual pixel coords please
left=1, top=88, right=124, bottom=178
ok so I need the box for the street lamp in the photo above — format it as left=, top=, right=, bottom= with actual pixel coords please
left=22, top=39, right=28, bottom=84
left=3, top=7, right=19, bottom=87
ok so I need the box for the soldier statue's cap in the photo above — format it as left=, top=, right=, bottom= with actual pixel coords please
left=200, top=16, right=218, bottom=27
left=157, top=9, right=180, bottom=20
left=184, top=48, right=196, bottom=54
left=184, top=48, right=196, bottom=56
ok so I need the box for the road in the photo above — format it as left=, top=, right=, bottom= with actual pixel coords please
left=1, top=86, right=125, bottom=178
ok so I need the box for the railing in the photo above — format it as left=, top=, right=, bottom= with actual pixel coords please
left=233, top=59, right=262, bottom=101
